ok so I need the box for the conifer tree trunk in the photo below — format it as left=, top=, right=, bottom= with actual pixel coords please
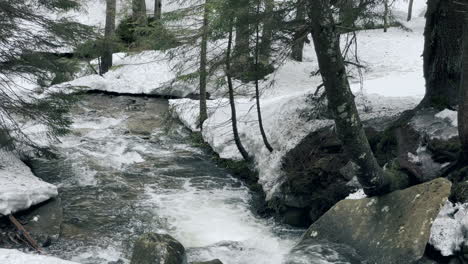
left=420, top=0, right=462, bottom=109
left=407, top=0, right=414, bottom=21
left=199, top=1, right=209, bottom=128
left=154, top=0, right=162, bottom=19
left=132, top=0, right=147, bottom=25
left=291, top=0, right=307, bottom=62
left=255, top=0, right=273, bottom=152
left=227, top=16, right=250, bottom=162
left=383, top=0, right=389, bottom=32
left=233, top=0, right=251, bottom=69
left=259, top=0, right=274, bottom=64
left=459, top=12, right=468, bottom=161
left=101, top=0, right=116, bottom=75
left=308, top=0, right=408, bottom=196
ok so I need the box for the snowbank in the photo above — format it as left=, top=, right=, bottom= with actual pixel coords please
left=429, top=202, right=468, bottom=256
left=0, top=151, right=58, bottom=215
left=0, top=249, right=79, bottom=264
left=52, top=51, right=198, bottom=97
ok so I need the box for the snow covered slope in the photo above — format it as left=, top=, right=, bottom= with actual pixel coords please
left=0, top=151, right=58, bottom=215
left=0, top=249, right=79, bottom=264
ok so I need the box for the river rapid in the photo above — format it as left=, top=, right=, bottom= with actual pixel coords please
left=31, top=94, right=302, bottom=264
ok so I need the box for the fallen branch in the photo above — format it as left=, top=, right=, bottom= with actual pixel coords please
left=8, top=214, right=43, bottom=254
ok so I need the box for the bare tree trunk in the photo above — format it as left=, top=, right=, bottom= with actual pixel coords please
left=407, top=0, right=414, bottom=21
left=383, top=0, right=389, bottom=32
left=255, top=0, right=273, bottom=152
left=101, top=0, right=116, bottom=75
left=132, top=0, right=147, bottom=25
left=420, top=0, right=462, bottom=110
left=199, top=1, right=209, bottom=128
left=459, top=13, right=468, bottom=161
left=154, top=0, right=162, bottom=19
left=291, top=0, right=307, bottom=62
left=259, top=0, right=274, bottom=64
left=227, top=17, right=250, bottom=162
left=308, top=0, right=408, bottom=196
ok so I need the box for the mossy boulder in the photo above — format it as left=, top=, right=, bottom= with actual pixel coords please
left=297, top=178, right=452, bottom=264
left=130, top=233, right=187, bottom=264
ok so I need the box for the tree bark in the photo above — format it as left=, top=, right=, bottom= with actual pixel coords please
left=420, top=0, right=463, bottom=109
left=233, top=0, right=250, bottom=70
left=291, top=0, right=307, bottom=62
left=383, top=0, right=389, bottom=32
left=101, top=0, right=116, bottom=75
left=132, top=0, right=147, bottom=25
left=154, top=0, right=162, bottom=19
left=407, top=0, right=414, bottom=21
left=459, top=12, right=468, bottom=161
left=255, top=0, right=274, bottom=152
left=308, top=0, right=408, bottom=196
left=199, top=1, right=209, bottom=128
left=259, top=0, right=274, bottom=64
left=227, top=16, right=250, bottom=162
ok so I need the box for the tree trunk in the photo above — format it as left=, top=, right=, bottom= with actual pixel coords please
left=255, top=0, right=274, bottom=152
left=233, top=0, right=250, bottom=70
left=407, top=0, right=414, bottom=21
left=259, top=0, right=274, bottom=64
left=420, top=0, right=463, bottom=109
left=291, top=0, right=307, bottom=62
left=132, top=0, right=147, bottom=25
left=101, top=0, right=116, bottom=75
left=307, top=0, right=408, bottom=196
left=154, top=0, right=162, bottom=19
left=459, top=13, right=468, bottom=161
left=199, top=1, right=209, bottom=128
left=383, top=0, right=389, bottom=32
left=227, top=16, right=250, bottom=162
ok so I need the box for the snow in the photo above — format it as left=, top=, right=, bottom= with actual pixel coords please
left=0, top=249, right=79, bottom=264
left=435, top=109, right=458, bottom=127
left=429, top=201, right=468, bottom=256
left=345, top=189, right=367, bottom=200
left=0, top=151, right=58, bottom=216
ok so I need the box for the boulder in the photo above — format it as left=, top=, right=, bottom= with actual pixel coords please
left=22, top=198, right=63, bottom=247
left=297, top=178, right=451, bottom=264
left=191, top=260, right=223, bottom=264
left=130, top=233, right=187, bottom=264
left=285, top=239, right=363, bottom=264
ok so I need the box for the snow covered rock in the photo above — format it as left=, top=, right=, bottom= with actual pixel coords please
left=296, top=178, right=451, bottom=264
left=429, top=202, right=468, bottom=257
left=0, top=249, right=79, bottom=264
left=0, top=150, right=58, bottom=215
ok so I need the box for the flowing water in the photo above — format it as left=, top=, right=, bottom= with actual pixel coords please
left=32, top=94, right=302, bottom=264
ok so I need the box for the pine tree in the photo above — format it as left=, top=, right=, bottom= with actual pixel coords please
left=0, top=0, right=91, bottom=152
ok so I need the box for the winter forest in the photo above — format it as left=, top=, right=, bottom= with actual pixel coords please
left=0, top=0, right=467, bottom=263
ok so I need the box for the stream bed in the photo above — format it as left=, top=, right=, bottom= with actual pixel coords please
left=31, top=94, right=302, bottom=264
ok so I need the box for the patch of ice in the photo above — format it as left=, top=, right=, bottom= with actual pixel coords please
left=0, top=151, right=58, bottom=215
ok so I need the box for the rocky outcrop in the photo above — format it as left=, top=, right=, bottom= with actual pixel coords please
left=130, top=233, right=187, bottom=264
left=293, top=178, right=451, bottom=264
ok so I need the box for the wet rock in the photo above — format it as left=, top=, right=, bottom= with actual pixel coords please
left=22, top=198, right=63, bottom=247
left=285, top=239, right=363, bottom=264
left=130, top=233, right=187, bottom=264
left=191, top=260, right=223, bottom=264
left=298, top=178, right=451, bottom=264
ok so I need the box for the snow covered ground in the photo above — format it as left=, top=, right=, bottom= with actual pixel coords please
left=0, top=151, right=58, bottom=216
left=0, top=249, right=79, bottom=264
